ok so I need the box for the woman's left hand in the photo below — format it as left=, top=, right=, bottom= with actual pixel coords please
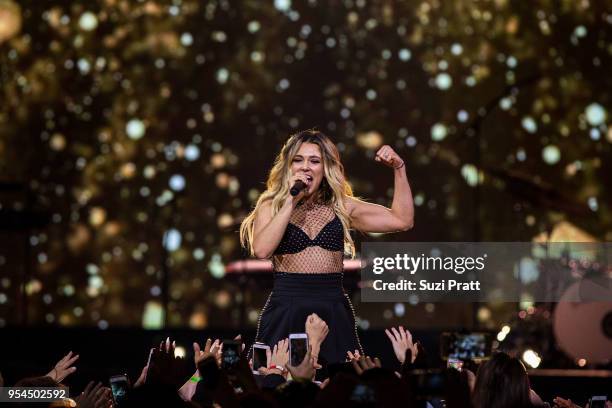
left=375, top=145, right=404, bottom=169
left=385, top=326, right=418, bottom=364
left=46, top=351, right=79, bottom=382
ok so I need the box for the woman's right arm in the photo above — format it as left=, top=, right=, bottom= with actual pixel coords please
left=252, top=173, right=311, bottom=258
left=252, top=197, right=294, bottom=259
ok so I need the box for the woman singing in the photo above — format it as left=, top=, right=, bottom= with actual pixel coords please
left=240, top=129, right=414, bottom=365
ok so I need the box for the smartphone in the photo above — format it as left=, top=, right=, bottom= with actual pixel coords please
left=589, top=396, right=608, bottom=408
left=109, top=374, right=130, bottom=407
left=289, top=333, right=308, bottom=366
left=447, top=357, right=463, bottom=371
left=350, top=383, right=376, bottom=404
left=252, top=343, right=270, bottom=374
left=440, top=332, right=492, bottom=361
left=221, top=340, right=241, bottom=370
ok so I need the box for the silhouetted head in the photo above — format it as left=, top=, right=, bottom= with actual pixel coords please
left=472, top=352, right=532, bottom=408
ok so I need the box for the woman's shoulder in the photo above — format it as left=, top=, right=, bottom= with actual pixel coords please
left=342, top=196, right=362, bottom=214
left=255, top=197, right=274, bottom=218
left=259, top=197, right=273, bottom=206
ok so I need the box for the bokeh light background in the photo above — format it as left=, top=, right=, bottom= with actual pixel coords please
left=0, top=0, right=610, bottom=331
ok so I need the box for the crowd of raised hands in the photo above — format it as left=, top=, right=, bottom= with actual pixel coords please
left=2, top=315, right=609, bottom=408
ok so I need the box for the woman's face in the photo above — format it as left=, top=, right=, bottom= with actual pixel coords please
left=290, top=142, right=324, bottom=197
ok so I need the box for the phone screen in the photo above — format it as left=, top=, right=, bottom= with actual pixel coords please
left=589, top=397, right=608, bottom=408
left=252, top=345, right=268, bottom=372
left=222, top=340, right=241, bottom=369
left=441, top=333, right=492, bottom=361
left=110, top=376, right=129, bottom=407
left=447, top=358, right=464, bottom=371
left=290, top=336, right=308, bottom=366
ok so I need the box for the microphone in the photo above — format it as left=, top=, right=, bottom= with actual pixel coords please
left=290, top=180, right=306, bottom=196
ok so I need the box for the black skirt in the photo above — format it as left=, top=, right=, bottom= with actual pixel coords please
left=253, top=272, right=363, bottom=365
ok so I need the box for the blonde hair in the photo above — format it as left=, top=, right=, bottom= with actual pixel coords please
left=240, top=129, right=356, bottom=258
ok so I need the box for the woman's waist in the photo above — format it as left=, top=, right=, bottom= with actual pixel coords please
left=271, top=272, right=345, bottom=297
left=271, top=252, right=344, bottom=273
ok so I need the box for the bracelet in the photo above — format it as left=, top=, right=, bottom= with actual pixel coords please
left=394, top=161, right=405, bottom=170
left=268, top=364, right=285, bottom=372
left=189, top=376, right=201, bottom=383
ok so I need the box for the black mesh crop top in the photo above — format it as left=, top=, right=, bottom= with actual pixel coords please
left=272, top=201, right=344, bottom=273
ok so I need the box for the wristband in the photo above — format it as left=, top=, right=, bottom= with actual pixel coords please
left=189, top=376, right=201, bottom=383
left=394, top=161, right=405, bottom=170
left=268, top=364, right=285, bottom=372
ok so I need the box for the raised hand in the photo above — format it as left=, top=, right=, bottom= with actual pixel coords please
left=179, top=338, right=220, bottom=402
left=346, top=349, right=361, bottom=362
left=285, top=345, right=316, bottom=381
left=194, top=338, right=221, bottom=367
left=133, top=362, right=149, bottom=388
left=258, top=339, right=289, bottom=377
left=553, top=397, right=583, bottom=408
left=305, top=313, right=328, bottom=368
left=75, top=381, right=113, bottom=408
left=211, top=339, right=222, bottom=365
left=375, top=145, right=404, bottom=169
left=233, top=334, right=246, bottom=354
left=305, top=313, right=329, bottom=346
left=271, top=338, right=289, bottom=367
left=287, top=172, right=312, bottom=204
left=46, top=351, right=79, bottom=382
left=146, top=337, right=189, bottom=388
left=351, top=356, right=382, bottom=375
left=385, top=326, right=418, bottom=364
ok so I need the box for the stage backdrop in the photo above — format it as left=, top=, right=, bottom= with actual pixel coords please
left=0, top=1, right=610, bottom=334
